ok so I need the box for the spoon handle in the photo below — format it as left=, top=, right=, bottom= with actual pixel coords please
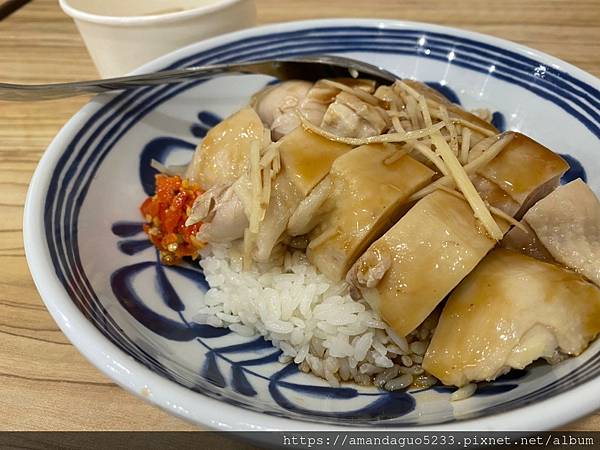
left=0, top=56, right=396, bottom=101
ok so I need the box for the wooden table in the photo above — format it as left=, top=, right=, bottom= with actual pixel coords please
left=1, top=0, right=599, bottom=432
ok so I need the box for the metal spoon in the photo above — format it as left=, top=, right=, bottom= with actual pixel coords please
left=0, top=55, right=397, bottom=101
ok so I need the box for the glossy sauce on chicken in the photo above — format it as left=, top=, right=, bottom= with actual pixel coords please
left=139, top=76, right=600, bottom=394
left=349, top=190, right=508, bottom=337
left=423, top=249, right=600, bottom=387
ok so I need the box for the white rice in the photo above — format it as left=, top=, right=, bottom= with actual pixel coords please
left=194, top=243, right=437, bottom=388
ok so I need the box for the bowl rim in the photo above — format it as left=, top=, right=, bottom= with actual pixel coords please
left=24, top=17, right=600, bottom=431
left=59, top=0, right=248, bottom=27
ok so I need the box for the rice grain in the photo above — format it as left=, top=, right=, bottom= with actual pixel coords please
left=195, top=244, right=438, bottom=391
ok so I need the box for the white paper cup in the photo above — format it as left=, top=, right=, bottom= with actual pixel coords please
left=59, top=0, right=257, bottom=77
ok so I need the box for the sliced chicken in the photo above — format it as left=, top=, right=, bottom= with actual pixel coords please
left=320, top=91, right=391, bottom=138
left=187, top=184, right=248, bottom=243
left=190, top=168, right=302, bottom=264
left=278, top=126, right=351, bottom=196
left=501, top=221, right=555, bottom=262
left=348, top=190, right=509, bottom=337
left=251, top=80, right=312, bottom=127
left=253, top=173, right=304, bottom=262
left=185, top=106, right=269, bottom=189
left=288, top=178, right=333, bottom=237
left=502, top=179, right=600, bottom=286
left=298, top=78, right=377, bottom=131
left=304, top=144, right=435, bottom=281
left=471, top=174, right=520, bottom=216
left=249, top=127, right=352, bottom=262
left=373, top=85, right=401, bottom=108
left=423, top=249, right=600, bottom=387
left=186, top=167, right=296, bottom=264
left=296, top=80, right=339, bottom=127
left=251, top=80, right=313, bottom=140
left=187, top=123, right=350, bottom=256
left=476, top=133, right=569, bottom=218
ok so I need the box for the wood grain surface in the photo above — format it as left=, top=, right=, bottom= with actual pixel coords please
left=1, top=0, right=599, bottom=432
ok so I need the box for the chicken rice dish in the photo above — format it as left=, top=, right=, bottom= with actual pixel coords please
left=138, top=76, right=600, bottom=399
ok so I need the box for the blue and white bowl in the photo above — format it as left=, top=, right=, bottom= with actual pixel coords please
left=24, top=19, right=600, bottom=430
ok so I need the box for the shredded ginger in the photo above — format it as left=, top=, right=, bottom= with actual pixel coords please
left=430, top=132, right=504, bottom=240
left=298, top=112, right=445, bottom=146
left=409, top=133, right=514, bottom=201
